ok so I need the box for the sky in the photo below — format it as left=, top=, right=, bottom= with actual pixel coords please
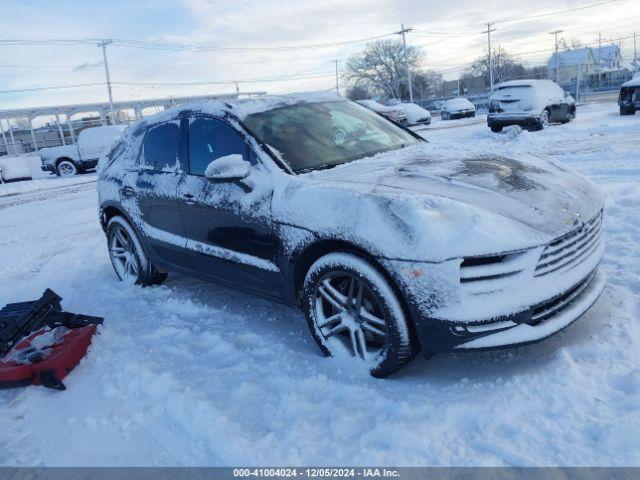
left=0, top=0, right=638, bottom=111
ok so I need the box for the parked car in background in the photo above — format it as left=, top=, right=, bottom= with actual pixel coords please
left=98, top=92, right=605, bottom=377
left=394, top=103, right=431, bottom=126
left=488, top=79, right=576, bottom=132
left=440, top=97, right=476, bottom=120
left=356, top=99, right=408, bottom=126
left=618, top=74, right=640, bottom=115
left=40, top=125, right=126, bottom=176
left=423, top=100, right=443, bottom=113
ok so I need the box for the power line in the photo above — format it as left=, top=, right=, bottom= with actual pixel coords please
left=494, top=0, right=624, bottom=24
left=0, top=32, right=395, bottom=53
left=0, top=83, right=105, bottom=94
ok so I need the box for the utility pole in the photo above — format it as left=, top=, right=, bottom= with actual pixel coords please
left=634, top=32, right=638, bottom=73
left=485, top=22, right=496, bottom=92
left=332, top=60, right=339, bottom=94
left=397, top=24, right=414, bottom=103
left=98, top=39, right=116, bottom=125
left=550, top=30, right=563, bottom=84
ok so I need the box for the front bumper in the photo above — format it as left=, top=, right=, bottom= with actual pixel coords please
left=449, top=110, right=475, bottom=119
left=488, top=113, right=540, bottom=128
left=444, top=269, right=605, bottom=350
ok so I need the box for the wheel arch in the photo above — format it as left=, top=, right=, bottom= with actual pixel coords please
left=100, top=202, right=136, bottom=233
left=290, top=238, right=419, bottom=345
left=55, top=156, right=77, bottom=167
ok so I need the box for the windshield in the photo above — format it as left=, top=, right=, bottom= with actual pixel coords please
left=244, top=100, right=420, bottom=173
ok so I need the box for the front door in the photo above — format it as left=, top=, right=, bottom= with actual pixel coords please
left=131, top=119, right=192, bottom=269
left=177, top=116, right=281, bottom=296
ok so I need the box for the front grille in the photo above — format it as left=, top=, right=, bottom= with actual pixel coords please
left=535, top=211, right=603, bottom=277
left=530, top=271, right=596, bottom=323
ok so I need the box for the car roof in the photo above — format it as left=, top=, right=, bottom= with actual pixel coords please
left=132, top=91, right=346, bottom=130
left=497, top=79, right=559, bottom=89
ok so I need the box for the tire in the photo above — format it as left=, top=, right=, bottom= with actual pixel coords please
left=561, top=108, right=576, bottom=124
left=490, top=125, right=503, bottom=133
left=620, top=107, right=635, bottom=116
left=301, top=252, right=418, bottom=377
left=536, top=109, right=550, bottom=130
left=106, top=216, right=167, bottom=286
left=56, top=160, right=78, bottom=177
left=441, top=111, right=450, bottom=121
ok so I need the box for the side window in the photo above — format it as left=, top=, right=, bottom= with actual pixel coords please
left=188, top=117, right=252, bottom=176
left=143, top=121, right=181, bottom=171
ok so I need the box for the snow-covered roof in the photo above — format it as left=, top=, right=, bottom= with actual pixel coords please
left=548, top=48, right=594, bottom=68
left=131, top=91, right=346, bottom=129
left=497, top=79, right=556, bottom=89
left=592, top=45, right=621, bottom=64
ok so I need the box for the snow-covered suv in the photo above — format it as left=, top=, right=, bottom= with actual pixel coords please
left=40, top=125, right=126, bottom=176
left=98, top=92, right=605, bottom=377
left=488, top=80, right=576, bottom=132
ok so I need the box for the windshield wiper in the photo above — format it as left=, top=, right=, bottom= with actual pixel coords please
left=296, top=163, right=339, bottom=174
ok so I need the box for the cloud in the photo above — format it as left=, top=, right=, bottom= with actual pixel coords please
left=0, top=0, right=636, bottom=109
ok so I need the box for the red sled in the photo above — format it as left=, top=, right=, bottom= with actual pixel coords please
left=0, top=289, right=103, bottom=390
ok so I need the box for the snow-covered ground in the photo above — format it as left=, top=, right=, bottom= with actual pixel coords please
left=1, top=102, right=638, bottom=466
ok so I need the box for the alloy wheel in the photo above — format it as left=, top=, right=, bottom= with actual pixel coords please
left=541, top=110, right=550, bottom=127
left=313, top=272, right=388, bottom=361
left=109, top=224, right=139, bottom=282
left=58, top=161, right=77, bottom=177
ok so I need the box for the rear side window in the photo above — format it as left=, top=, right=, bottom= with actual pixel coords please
left=188, top=118, right=251, bottom=176
left=143, top=121, right=181, bottom=171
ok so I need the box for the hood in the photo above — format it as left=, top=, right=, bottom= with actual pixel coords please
left=307, top=144, right=603, bottom=242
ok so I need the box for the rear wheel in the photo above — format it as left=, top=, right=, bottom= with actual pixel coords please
left=490, top=125, right=503, bottom=133
left=302, top=252, right=418, bottom=377
left=620, top=106, right=635, bottom=116
left=107, top=216, right=167, bottom=286
left=536, top=109, right=550, bottom=130
left=56, top=160, right=77, bottom=177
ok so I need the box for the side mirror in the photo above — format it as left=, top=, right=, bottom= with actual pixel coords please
left=204, top=154, right=250, bottom=182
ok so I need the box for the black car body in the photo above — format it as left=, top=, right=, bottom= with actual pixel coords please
left=98, top=93, right=605, bottom=376
left=619, top=77, right=640, bottom=115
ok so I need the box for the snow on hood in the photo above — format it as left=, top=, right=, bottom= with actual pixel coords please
left=622, top=74, right=640, bottom=88
left=273, top=143, right=603, bottom=262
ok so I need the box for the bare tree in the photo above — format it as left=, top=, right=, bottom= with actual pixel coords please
left=462, top=47, right=526, bottom=87
left=345, top=40, right=423, bottom=100
left=412, top=70, right=443, bottom=100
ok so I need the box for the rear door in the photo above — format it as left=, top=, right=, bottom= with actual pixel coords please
left=177, top=115, right=281, bottom=296
left=131, top=119, right=192, bottom=269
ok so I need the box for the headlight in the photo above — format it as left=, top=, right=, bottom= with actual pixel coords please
left=489, top=100, right=500, bottom=112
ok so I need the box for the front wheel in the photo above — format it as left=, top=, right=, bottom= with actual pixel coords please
left=57, top=160, right=78, bottom=177
left=620, top=107, right=635, bottom=116
left=302, top=252, right=418, bottom=377
left=107, top=216, right=167, bottom=286
left=441, top=111, right=450, bottom=120
left=490, top=125, right=503, bottom=133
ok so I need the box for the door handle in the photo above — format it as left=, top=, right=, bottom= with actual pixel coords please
left=120, top=186, right=135, bottom=197
left=182, top=193, right=196, bottom=205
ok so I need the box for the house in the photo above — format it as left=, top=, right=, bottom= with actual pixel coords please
left=547, top=48, right=597, bottom=84
left=593, top=45, right=623, bottom=70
